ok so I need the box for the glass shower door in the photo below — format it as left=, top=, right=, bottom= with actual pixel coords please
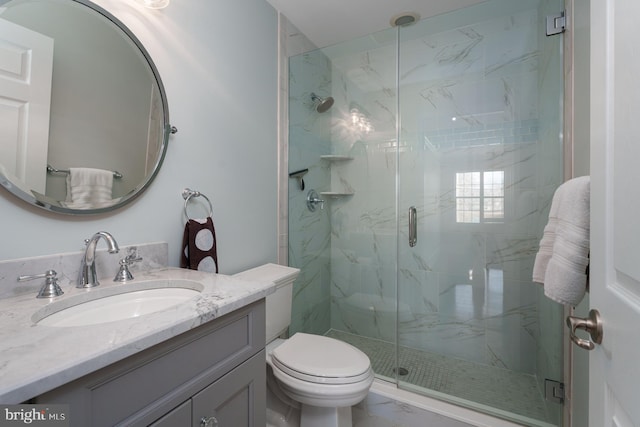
left=396, top=1, right=565, bottom=425
left=287, top=0, right=565, bottom=424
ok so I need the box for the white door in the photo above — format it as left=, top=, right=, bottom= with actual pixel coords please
left=0, top=18, right=53, bottom=194
left=588, top=0, right=640, bottom=425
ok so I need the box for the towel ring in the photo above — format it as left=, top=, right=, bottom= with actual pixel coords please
left=182, top=188, right=213, bottom=219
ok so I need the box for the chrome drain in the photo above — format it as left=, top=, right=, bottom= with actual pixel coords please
left=393, top=367, right=409, bottom=376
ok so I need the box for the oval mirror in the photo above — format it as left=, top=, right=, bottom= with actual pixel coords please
left=0, top=0, right=175, bottom=214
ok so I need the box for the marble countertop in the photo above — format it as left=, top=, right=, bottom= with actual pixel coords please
left=0, top=267, right=275, bottom=404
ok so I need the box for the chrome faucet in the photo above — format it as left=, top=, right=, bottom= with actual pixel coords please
left=18, top=270, right=64, bottom=298
left=113, top=247, right=143, bottom=283
left=77, top=231, right=120, bottom=288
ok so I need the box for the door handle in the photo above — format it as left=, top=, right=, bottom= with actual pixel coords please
left=200, top=416, right=219, bottom=427
left=566, top=309, right=603, bottom=350
left=409, top=206, right=417, bottom=247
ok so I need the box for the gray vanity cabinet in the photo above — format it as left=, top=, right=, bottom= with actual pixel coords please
left=34, top=300, right=266, bottom=427
left=192, top=351, right=265, bottom=427
left=150, top=401, right=191, bottom=426
left=151, top=351, right=266, bottom=427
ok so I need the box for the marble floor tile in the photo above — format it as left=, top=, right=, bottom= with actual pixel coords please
left=326, top=330, right=558, bottom=426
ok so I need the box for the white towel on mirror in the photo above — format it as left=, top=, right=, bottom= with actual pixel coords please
left=65, top=167, right=113, bottom=208
left=533, top=176, right=590, bottom=306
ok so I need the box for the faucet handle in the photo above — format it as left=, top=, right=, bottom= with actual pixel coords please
left=114, top=248, right=143, bottom=283
left=306, top=190, right=326, bottom=211
left=114, top=259, right=134, bottom=282
left=18, top=270, right=64, bottom=299
left=124, top=247, right=143, bottom=264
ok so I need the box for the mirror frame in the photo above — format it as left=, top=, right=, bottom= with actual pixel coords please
left=0, top=0, right=176, bottom=215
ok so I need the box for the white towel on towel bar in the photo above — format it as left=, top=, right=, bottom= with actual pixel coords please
left=65, top=167, right=114, bottom=208
left=533, top=176, right=590, bottom=306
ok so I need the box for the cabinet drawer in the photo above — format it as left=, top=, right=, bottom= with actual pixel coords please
left=36, top=300, right=265, bottom=427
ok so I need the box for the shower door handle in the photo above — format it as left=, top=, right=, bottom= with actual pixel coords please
left=409, top=206, right=417, bottom=247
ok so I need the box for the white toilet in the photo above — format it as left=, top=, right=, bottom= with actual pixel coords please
left=234, top=264, right=374, bottom=427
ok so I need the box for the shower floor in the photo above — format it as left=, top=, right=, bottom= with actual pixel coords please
left=325, top=329, right=556, bottom=426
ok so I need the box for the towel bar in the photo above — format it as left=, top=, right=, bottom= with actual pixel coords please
left=46, top=164, right=123, bottom=179
left=182, top=188, right=213, bottom=219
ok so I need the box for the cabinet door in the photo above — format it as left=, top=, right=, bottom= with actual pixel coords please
left=192, top=350, right=266, bottom=427
left=149, top=400, right=191, bottom=427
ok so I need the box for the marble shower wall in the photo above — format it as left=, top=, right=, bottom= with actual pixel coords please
left=319, top=0, right=564, bottom=378
left=287, top=46, right=333, bottom=336
left=287, top=0, right=564, bottom=405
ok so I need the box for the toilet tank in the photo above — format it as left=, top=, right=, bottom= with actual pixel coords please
left=233, top=263, right=300, bottom=343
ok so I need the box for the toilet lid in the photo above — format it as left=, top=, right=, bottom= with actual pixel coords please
left=270, top=333, right=372, bottom=385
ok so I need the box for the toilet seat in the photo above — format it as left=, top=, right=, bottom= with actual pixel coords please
left=270, top=362, right=374, bottom=408
left=270, top=333, right=371, bottom=385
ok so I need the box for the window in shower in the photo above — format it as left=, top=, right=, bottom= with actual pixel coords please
left=455, top=170, right=504, bottom=223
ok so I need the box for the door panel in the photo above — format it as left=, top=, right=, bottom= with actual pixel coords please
left=0, top=18, right=53, bottom=194
left=589, top=0, right=640, bottom=424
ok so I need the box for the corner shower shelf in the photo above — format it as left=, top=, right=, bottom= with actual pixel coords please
left=320, top=191, right=354, bottom=198
left=319, top=156, right=354, bottom=199
left=320, top=155, right=354, bottom=161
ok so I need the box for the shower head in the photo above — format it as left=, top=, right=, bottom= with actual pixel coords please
left=311, top=92, right=334, bottom=113
left=390, top=12, right=420, bottom=27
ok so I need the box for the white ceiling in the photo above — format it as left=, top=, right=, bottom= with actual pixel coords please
left=265, top=0, right=487, bottom=49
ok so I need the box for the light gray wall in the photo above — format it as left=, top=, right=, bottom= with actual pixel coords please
left=0, top=0, right=279, bottom=275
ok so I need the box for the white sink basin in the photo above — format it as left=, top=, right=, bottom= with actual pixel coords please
left=34, top=282, right=203, bottom=327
